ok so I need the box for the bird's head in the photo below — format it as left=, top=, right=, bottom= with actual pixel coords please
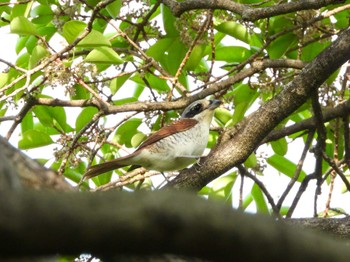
left=181, top=99, right=222, bottom=123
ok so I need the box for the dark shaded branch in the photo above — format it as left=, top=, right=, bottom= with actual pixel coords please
left=311, top=92, right=327, bottom=216
left=1, top=190, right=350, bottom=261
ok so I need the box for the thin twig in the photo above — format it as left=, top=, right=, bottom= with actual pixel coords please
left=322, top=152, right=350, bottom=192
left=286, top=173, right=317, bottom=218
left=276, top=130, right=314, bottom=213
left=237, top=165, right=280, bottom=218
left=311, top=92, right=327, bottom=217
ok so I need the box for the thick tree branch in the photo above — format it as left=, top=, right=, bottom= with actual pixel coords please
left=167, top=28, right=350, bottom=191
left=161, top=0, right=345, bottom=21
left=285, top=216, right=350, bottom=239
left=15, top=59, right=303, bottom=113
left=0, top=190, right=349, bottom=261
left=0, top=136, right=72, bottom=191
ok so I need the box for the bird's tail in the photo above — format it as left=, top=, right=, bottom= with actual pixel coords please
left=81, top=154, right=136, bottom=182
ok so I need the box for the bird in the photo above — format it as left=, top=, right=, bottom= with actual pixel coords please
left=82, top=99, right=222, bottom=181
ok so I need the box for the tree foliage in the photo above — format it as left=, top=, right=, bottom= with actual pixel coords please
left=0, top=0, right=350, bottom=220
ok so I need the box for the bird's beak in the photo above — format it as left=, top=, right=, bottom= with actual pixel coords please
left=208, top=99, right=222, bottom=110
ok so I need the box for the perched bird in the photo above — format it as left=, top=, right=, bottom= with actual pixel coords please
left=83, top=99, right=221, bottom=180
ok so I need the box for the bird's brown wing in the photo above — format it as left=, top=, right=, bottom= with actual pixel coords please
left=136, top=118, right=198, bottom=150
left=81, top=118, right=198, bottom=182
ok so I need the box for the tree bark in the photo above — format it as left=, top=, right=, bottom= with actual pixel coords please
left=0, top=190, right=349, bottom=261
left=0, top=136, right=72, bottom=191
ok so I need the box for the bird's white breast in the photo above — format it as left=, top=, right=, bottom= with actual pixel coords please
left=132, top=120, right=211, bottom=171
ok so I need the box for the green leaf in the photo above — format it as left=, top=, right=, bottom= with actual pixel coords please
left=147, top=38, right=174, bottom=60
left=161, top=5, right=178, bottom=36
left=11, top=2, right=31, bottom=18
left=267, top=33, right=297, bottom=59
left=228, top=84, right=258, bottom=125
left=268, top=15, right=294, bottom=34
left=24, top=35, right=38, bottom=53
left=215, top=21, right=250, bottom=43
left=75, top=107, right=99, bottom=132
left=215, top=46, right=252, bottom=63
left=341, top=175, right=350, bottom=193
left=37, top=26, right=56, bottom=39
left=85, top=46, right=124, bottom=64
left=251, top=183, right=268, bottom=214
left=244, top=153, right=257, bottom=168
left=62, top=20, right=86, bottom=44
left=33, top=122, right=60, bottom=136
left=215, top=107, right=232, bottom=125
left=64, top=169, right=84, bottom=184
left=106, top=0, right=122, bottom=19
left=301, top=41, right=330, bottom=62
left=70, top=84, right=90, bottom=100
left=78, top=30, right=111, bottom=47
left=18, top=129, right=53, bottom=149
left=208, top=173, right=237, bottom=202
left=334, top=11, right=350, bottom=28
left=21, top=112, right=34, bottom=133
left=267, top=154, right=306, bottom=182
left=242, top=193, right=253, bottom=210
left=270, top=138, right=288, bottom=156
left=16, top=36, right=28, bottom=54
left=30, top=4, right=54, bottom=24
left=185, top=45, right=206, bottom=70
left=29, top=45, right=49, bottom=69
left=10, top=16, right=38, bottom=36
left=33, top=105, right=68, bottom=132
left=110, top=74, right=130, bottom=95
left=145, top=73, right=170, bottom=92
left=131, top=132, right=147, bottom=148
left=33, top=106, right=54, bottom=126
left=0, top=73, right=8, bottom=88
left=95, top=171, right=113, bottom=186
left=167, top=39, right=186, bottom=74
left=114, top=118, right=142, bottom=148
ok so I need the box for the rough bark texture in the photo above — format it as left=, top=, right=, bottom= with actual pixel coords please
left=285, top=217, right=350, bottom=239
left=0, top=190, right=349, bottom=261
left=0, top=136, right=72, bottom=191
left=161, top=0, right=345, bottom=20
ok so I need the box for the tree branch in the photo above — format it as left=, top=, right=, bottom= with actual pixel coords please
left=0, top=190, right=349, bottom=260
left=285, top=216, right=350, bottom=239
left=161, top=0, right=345, bottom=21
left=263, top=99, right=350, bottom=143
left=0, top=136, right=72, bottom=191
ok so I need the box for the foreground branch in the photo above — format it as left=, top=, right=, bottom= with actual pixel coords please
left=0, top=136, right=72, bottom=191
left=286, top=216, right=350, bottom=239
left=0, top=190, right=349, bottom=261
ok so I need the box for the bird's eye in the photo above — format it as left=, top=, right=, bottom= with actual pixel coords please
left=192, top=103, right=202, bottom=112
